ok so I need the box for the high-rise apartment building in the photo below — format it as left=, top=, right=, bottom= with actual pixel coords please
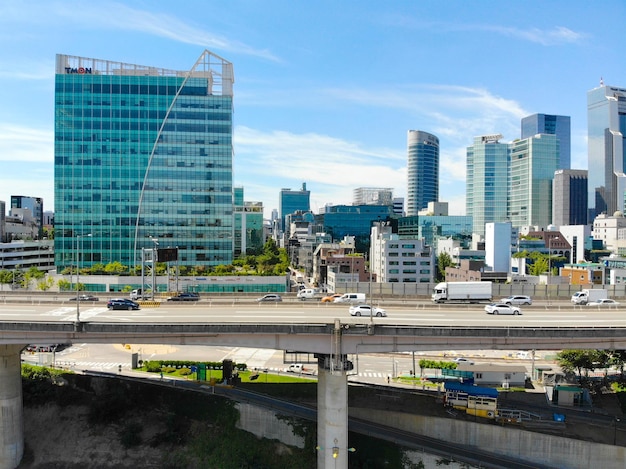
left=466, top=134, right=510, bottom=237
left=407, top=130, right=439, bottom=216
left=54, top=51, right=234, bottom=270
left=509, top=134, right=559, bottom=229
left=521, top=113, right=571, bottom=169
left=553, top=170, right=588, bottom=227
left=279, top=183, right=310, bottom=232
left=587, top=83, right=626, bottom=218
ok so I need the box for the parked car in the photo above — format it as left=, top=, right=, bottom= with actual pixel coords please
left=500, top=295, right=532, bottom=306
left=587, top=299, right=620, bottom=307
left=349, top=304, right=387, bottom=317
left=321, top=293, right=342, bottom=303
left=167, top=292, right=200, bottom=302
left=107, top=298, right=140, bottom=310
left=69, top=294, right=99, bottom=302
left=256, top=294, right=282, bottom=303
left=484, top=303, right=522, bottom=315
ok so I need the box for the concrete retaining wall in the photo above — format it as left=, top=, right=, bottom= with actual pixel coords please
left=350, top=407, right=626, bottom=469
left=236, top=403, right=305, bottom=448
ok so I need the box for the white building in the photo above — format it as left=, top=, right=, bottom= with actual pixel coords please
left=370, top=223, right=435, bottom=283
left=484, top=222, right=512, bottom=273
left=558, top=225, right=591, bottom=264
left=592, top=212, right=626, bottom=253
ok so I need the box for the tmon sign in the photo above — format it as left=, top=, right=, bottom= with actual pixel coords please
left=65, top=67, right=92, bottom=74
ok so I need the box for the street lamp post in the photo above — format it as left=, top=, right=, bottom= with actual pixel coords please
left=76, top=233, right=92, bottom=323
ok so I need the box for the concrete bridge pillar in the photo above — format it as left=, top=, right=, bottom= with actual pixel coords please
left=317, top=366, right=349, bottom=468
left=0, top=345, right=23, bottom=469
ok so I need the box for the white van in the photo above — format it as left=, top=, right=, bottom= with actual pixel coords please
left=297, top=288, right=317, bottom=300
left=333, top=293, right=366, bottom=304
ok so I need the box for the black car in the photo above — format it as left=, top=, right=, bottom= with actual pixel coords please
left=107, top=298, right=140, bottom=311
left=167, top=292, right=200, bottom=302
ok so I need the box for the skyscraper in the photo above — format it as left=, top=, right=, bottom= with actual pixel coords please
left=406, top=130, right=439, bottom=216
left=279, top=183, right=310, bottom=232
left=521, top=113, right=571, bottom=169
left=587, top=84, right=626, bottom=218
left=54, top=51, right=234, bottom=270
left=509, top=134, right=559, bottom=229
left=552, top=170, right=588, bottom=227
left=466, top=134, right=510, bottom=237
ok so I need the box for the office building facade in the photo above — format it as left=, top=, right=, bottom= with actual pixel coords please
left=521, top=113, right=571, bottom=169
left=509, top=134, right=559, bottom=229
left=10, top=196, right=44, bottom=239
left=233, top=187, right=264, bottom=257
left=353, top=187, right=393, bottom=206
left=587, top=84, right=626, bottom=218
left=466, top=134, right=510, bottom=237
left=279, top=183, right=310, bottom=232
left=552, top=169, right=588, bottom=227
left=54, top=51, right=234, bottom=270
left=407, top=130, right=439, bottom=216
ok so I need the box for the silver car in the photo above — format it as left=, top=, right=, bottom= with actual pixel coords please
left=485, top=303, right=522, bottom=315
left=500, top=295, right=532, bottom=306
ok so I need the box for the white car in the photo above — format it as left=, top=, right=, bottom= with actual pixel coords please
left=500, top=295, right=532, bottom=306
left=586, top=299, right=620, bottom=307
left=453, top=357, right=475, bottom=365
left=484, top=303, right=522, bottom=315
left=349, top=304, right=387, bottom=317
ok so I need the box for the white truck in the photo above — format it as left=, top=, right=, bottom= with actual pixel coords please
left=432, top=281, right=493, bottom=304
left=297, top=288, right=324, bottom=300
left=571, top=289, right=608, bottom=305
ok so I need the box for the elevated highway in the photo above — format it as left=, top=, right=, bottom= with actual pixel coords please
left=2, top=301, right=626, bottom=469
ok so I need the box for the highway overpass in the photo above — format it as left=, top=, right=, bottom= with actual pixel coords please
left=2, top=301, right=626, bottom=468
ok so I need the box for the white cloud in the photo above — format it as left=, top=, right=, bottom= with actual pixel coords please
left=53, top=2, right=280, bottom=62
left=234, top=126, right=407, bottom=214
left=0, top=124, right=53, bottom=162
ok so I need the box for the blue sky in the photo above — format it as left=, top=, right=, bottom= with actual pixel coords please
left=0, top=1, right=624, bottom=219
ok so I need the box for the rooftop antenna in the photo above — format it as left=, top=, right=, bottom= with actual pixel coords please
left=600, top=76, right=604, bottom=86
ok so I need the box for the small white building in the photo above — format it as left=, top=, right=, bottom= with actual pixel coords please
left=457, top=363, right=527, bottom=387
left=370, top=223, right=435, bottom=284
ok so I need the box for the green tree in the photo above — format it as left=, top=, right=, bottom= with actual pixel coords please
left=436, top=252, right=453, bottom=282
left=104, top=261, right=129, bottom=275
left=36, top=277, right=55, bottom=291
left=529, top=256, right=548, bottom=276
left=58, top=279, right=71, bottom=291
left=556, top=349, right=606, bottom=383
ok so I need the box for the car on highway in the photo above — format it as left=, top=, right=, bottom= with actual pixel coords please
left=500, top=295, right=532, bottom=306
left=349, top=304, right=387, bottom=317
left=453, top=357, right=475, bottom=365
left=586, top=299, right=620, bottom=307
left=484, top=303, right=522, bottom=315
left=321, top=293, right=342, bottom=303
left=256, top=294, right=282, bottom=302
left=69, top=294, right=99, bottom=302
left=167, top=292, right=200, bottom=302
left=107, top=298, right=140, bottom=310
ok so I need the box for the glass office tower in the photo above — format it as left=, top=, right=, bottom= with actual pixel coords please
left=509, top=134, right=559, bottom=229
left=466, top=134, right=510, bottom=237
left=407, top=130, right=439, bottom=216
left=521, top=113, right=571, bottom=170
left=587, top=84, right=626, bottom=218
left=54, top=51, right=234, bottom=270
left=279, top=183, right=310, bottom=232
